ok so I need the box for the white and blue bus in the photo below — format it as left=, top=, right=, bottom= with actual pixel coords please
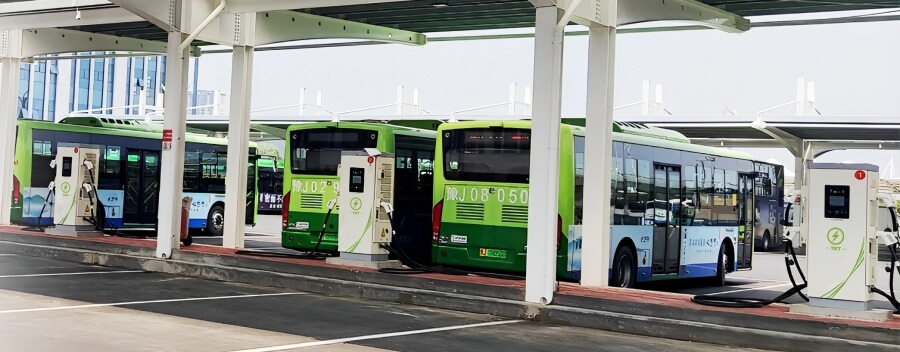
left=432, top=120, right=775, bottom=287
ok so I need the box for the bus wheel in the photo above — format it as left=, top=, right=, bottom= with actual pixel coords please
left=611, top=246, right=636, bottom=288
left=710, top=245, right=727, bottom=287
left=207, top=205, right=225, bottom=237
left=762, top=231, right=771, bottom=252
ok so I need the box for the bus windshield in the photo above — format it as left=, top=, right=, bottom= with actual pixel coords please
left=443, top=128, right=530, bottom=183
left=289, top=128, right=378, bottom=175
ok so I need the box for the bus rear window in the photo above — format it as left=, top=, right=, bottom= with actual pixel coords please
left=290, top=128, right=378, bottom=175
left=443, top=128, right=530, bottom=183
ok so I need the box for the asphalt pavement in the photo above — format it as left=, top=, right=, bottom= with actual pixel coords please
left=0, top=243, right=776, bottom=352
left=226, top=215, right=900, bottom=311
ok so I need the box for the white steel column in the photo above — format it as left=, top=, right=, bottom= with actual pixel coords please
left=792, top=155, right=805, bottom=227
left=0, top=57, right=21, bottom=225
left=525, top=6, right=564, bottom=305
left=580, top=23, right=617, bottom=287
left=222, top=45, right=254, bottom=249
left=156, top=31, right=191, bottom=259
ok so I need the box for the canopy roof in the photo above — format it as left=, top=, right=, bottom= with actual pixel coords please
left=1, top=0, right=898, bottom=44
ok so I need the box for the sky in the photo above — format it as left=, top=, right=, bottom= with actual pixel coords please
left=193, top=12, right=900, bottom=176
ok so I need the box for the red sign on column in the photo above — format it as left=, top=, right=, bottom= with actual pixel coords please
left=162, top=129, right=173, bottom=151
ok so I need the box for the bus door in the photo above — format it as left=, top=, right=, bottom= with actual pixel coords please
left=738, top=173, right=754, bottom=269
left=124, top=149, right=160, bottom=225
left=651, top=164, right=682, bottom=275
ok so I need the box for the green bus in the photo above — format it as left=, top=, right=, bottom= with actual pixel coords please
left=12, top=116, right=258, bottom=235
left=282, top=122, right=436, bottom=263
left=432, top=120, right=770, bottom=287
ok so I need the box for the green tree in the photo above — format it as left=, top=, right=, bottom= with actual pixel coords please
left=257, top=142, right=282, bottom=161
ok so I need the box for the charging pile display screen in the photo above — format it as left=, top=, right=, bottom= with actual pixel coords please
left=349, top=167, right=365, bottom=193
left=828, top=196, right=845, bottom=207
left=62, top=157, right=72, bottom=177
left=824, top=185, right=850, bottom=219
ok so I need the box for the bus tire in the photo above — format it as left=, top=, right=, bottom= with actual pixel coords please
left=611, top=246, right=637, bottom=288
left=762, top=231, right=771, bottom=252
left=710, top=244, right=727, bottom=287
left=207, top=205, right=225, bottom=237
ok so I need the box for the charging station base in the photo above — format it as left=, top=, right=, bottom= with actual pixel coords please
left=44, top=225, right=103, bottom=238
left=790, top=303, right=893, bottom=322
left=326, top=252, right=402, bottom=270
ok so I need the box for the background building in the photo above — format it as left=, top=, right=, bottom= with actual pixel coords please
left=15, top=54, right=206, bottom=121
left=187, top=89, right=226, bottom=115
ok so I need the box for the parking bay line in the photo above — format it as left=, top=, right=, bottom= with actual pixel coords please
left=0, top=270, right=144, bottom=279
left=0, top=292, right=306, bottom=314
left=233, top=320, right=523, bottom=352
left=727, top=277, right=791, bottom=284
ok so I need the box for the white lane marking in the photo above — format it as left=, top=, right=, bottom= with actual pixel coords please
left=233, top=320, right=523, bottom=352
left=728, top=277, right=790, bottom=284
left=0, top=254, right=17, bottom=256
left=705, top=283, right=793, bottom=296
left=0, top=292, right=306, bottom=314
left=0, top=270, right=144, bottom=278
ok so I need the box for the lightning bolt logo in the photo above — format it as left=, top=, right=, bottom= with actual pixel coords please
left=827, top=227, right=845, bottom=246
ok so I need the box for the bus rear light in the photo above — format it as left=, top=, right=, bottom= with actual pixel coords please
left=12, top=176, right=19, bottom=205
left=282, top=191, right=290, bottom=229
left=432, top=200, right=444, bottom=241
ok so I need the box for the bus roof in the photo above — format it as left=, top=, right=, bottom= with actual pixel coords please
left=61, top=116, right=165, bottom=133
left=436, top=120, right=754, bottom=160
left=17, top=118, right=258, bottom=148
left=285, top=121, right=436, bottom=138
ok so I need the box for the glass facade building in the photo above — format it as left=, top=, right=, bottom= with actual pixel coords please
left=13, top=53, right=205, bottom=121
left=17, top=60, right=58, bottom=121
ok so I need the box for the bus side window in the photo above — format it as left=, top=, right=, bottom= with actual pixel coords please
left=637, top=160, right=652, bottom=224
left=613, top=156, right=624, bottom=225
left=184, top=151, right=201, bottom=192
left=683, top=165, right=697, bottom=226
left=99, top=146, right=122, bottom=190
left=574, top=136, right=584, bottom=225
left=417, top=150, right=434, bottom=193
left=624, top=158, right=638, bottom=225
left=31, top=140, right=55, bottom=188
left=696, top=166, right=713, bottom=225
left=394, top=149, right=415, bottom=197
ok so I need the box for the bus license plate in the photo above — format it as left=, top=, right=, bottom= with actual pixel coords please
left=479, top=248, right=507, bottom=259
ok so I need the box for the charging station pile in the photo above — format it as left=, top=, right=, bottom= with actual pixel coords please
left=44, top=144, right=106, bottom=236
left=694, top=162, right=900, bottom=313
